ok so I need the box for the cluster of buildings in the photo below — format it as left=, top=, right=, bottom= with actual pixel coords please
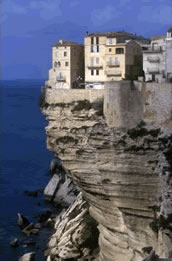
left=46, top=27, right=172, bottom=89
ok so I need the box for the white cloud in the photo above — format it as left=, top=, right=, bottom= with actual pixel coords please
left=138, top=4, right=171, bottom=25
left=91, top=6, right=120, bottom=27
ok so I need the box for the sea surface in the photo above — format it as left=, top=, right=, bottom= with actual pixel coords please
left=0, top=80, right=54, bottom=261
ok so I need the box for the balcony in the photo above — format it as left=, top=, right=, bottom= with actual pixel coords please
left=107, top=61, right=120, bottom=67
left=87, top=64, right=103, bottom=69
left=147, top=56, right=160, bottom=63
left=56, top=75, right=66, bottom=82
left=105, top=70, right=122, bottom=76
left=147, top=68, right=160, bottom=74
left=144, top=46, right=162, bottom=53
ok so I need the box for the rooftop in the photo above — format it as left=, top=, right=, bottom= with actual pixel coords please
left=85, top=31, right=150, bottom=44
left=53, top=40, right=83, bottom=47
left=152, top=35, right=165, bottom=41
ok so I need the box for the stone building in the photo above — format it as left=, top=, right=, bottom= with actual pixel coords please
left=47, top=40, right=84, bottom=89
left=143, top=27, right=172, bottom=82
left=84, top=32, right=144, bottom=89
left=166, top=27, right=172, bottom=81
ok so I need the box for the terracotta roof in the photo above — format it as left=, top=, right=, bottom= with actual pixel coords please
left=168, top=27, right=172, bottom=33
left=53, top=40, right=83, bottom=47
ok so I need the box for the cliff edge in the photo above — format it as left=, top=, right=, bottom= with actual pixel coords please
left=42, top=81, right=172, bottom=261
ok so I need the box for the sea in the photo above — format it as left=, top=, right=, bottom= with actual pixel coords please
left=0, top=80, right=54, bottom=261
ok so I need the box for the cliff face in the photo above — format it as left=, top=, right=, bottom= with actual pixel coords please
left=43, top=82, right=172, bottom=261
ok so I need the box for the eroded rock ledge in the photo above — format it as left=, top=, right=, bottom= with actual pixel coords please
left=42, top=82, right=172, bottom=261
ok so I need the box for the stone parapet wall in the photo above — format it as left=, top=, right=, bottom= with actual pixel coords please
left=45, top=88, right=104, bottom=104
left=104, top=81, right=172, bottom=129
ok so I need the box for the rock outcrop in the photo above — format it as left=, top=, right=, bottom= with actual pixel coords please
left=42, top=82, right=172, bottom=261
left=45, top=192, right=99, bottom=261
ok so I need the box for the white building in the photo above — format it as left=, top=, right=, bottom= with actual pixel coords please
left=166, top=27, right=172, bottom=82
left=143, top=27, right=172, bottom=82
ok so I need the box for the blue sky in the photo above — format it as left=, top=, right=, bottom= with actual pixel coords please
left=1, top=0, right=172, bottom=80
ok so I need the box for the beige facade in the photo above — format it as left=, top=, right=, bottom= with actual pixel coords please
left=84, top=33, right=143, bottom=89
left=47, top=40, right=84, bottom=89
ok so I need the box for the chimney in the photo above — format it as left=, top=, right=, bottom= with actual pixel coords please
left=59, top=40, right=63, bottom=44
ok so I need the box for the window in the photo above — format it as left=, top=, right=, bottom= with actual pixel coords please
left=109, top=57, right=113, bottom=65
left=91, top=70, right=94, bottom=75
left=109, top=48, right=112, bottom=52
left=64, top=51, right=67, bottom=56
left=91, top=37, right=94, bottom=45
left=96, top=37, right=99, bottom=45
left=65, top=62, right=69, bottom=66
left=96, top=70, right=99, bottom=75
left=116, top=48, right=124, bottom=54
left=115, top=57, right=119, bottom=65
left=90, top=46, right=94, bottom=52
left=96, top=45, right=99, bottom=52
left=96, top=57, right=99, bottom=64
left=54, top=61, right=60, bottom=67
left=109, top=38, right=113, bottom=44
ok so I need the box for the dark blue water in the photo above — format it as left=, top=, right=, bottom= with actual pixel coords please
left=0, top=80, right=53, bottom=261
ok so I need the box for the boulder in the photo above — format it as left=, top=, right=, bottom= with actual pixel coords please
left=53, top=177, right=78, bottom=207
left=44, top=174, right=60, bottom=200
left=10, top=238, right=19, bottom=247
left=22, top=223, right=39, bottom=236
left=45, top=192, right=99, bottom=260
left=17, top=213, right=29, bottom=228
left=18, top=252, right=35, bottom=261
left=50, top=158, right=62, bottom=174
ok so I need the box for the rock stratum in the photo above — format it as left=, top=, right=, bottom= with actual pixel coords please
left=42, top=81, right=172, bottom=261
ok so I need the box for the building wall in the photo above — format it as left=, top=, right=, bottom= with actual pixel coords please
left=166, top=38, right=172, bottom=80
left=125, top=41, right=143, bottom=79
left=48, top=43, right=84, bottom=89
left=49, top=46, right=71, bottom=88
left=70, top=45, right=85, bottom=88
left=143, top=38, right=167, bottom=82
left=85, top=36, right=106, bottom=86
left=105, top=45, right=126, bottom=80
left=85, top=36, right=143, bottom=88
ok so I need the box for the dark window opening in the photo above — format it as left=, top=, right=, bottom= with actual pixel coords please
left=109, top=48, right=112, bottom=52
left=91, top=70, right=94, bottom=75
left=96, top=37, right=99, bottom=45
left=65, top=62, right=69, bottom=66
left=97, top=45, right=99, bottom=52
left=91, top=37, right=94, bottom=45
left=64, top=51, right=67, bottom=56
left=91, top=46, right=94, bottom=52
left=96, top=70, right=99, bottom=75
left=116, top=48, right=124, bottom=54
